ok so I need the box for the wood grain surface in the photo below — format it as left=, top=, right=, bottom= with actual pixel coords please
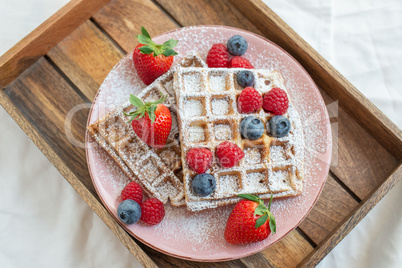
left=0, top=0, right=111, bottom=89
left=1, top=0, right=401, bottom=267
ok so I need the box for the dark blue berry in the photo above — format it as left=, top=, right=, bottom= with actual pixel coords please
left=227, top=35, right=248, bottom=56
left=237, top=70, right=254, bottom=88
left=117, top=199, right=141, bottom=224
left=267, top=115, right=290, bottom=138
left=191, top=173, right=216, bottom=197
left=240, top=116, right=264, bottom=140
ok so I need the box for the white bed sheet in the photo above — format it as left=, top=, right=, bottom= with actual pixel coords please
left=0, top=0, right=401, bottom=267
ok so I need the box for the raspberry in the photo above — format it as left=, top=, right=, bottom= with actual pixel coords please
left=121, top=181, right=143, bottom=205
left=186, top=148, right=213, bottom=174
left=216, top=141, right=245, bottom=168
left=206, top=44, right=229, bottom=68
left=228, top=56, right=253, bottom=69
left=262, top=88, right=289, bottom=115
left=140, top=198, right=165, bottom=225
left=237, top=87, right=262, bottom=114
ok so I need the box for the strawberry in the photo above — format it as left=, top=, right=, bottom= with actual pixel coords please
left=133, top=26, right=178, bottom=85
left=224, top=194, right=276, bottom=245
left=126, top=94, right=172, bottom=148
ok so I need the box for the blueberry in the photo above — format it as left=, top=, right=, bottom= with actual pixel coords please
left=191, top=173, right=216, bottom=197
left=117, top=199, right=141, bottom=224
left=227, top=35, right=248, bottom=56
left=240, top=116, right=264, bottom=140
left=267, top=115, right=291, bottom=138
left=237, top=70, right=254, bottom=88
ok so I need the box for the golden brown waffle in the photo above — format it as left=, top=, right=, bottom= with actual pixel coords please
left=87, top=54, right=207, bottom=206
left=174, top=67, right=304, bottom=211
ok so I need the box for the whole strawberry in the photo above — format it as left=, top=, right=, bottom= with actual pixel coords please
left=228, top=56, right=253, bottom=69
left=225, top=194, right=276, bottom=245
left=262, top=87, right=289, bottom=115
left=216, top=141, right=244, bottom=168
left=121, top=181, right=143, bottom=205
left=133, top=26, right=178, bottom=85
left=206, top=43, right=229, bottom=68
left=126, top=94, right=172, bottom=148
left=237, top=87, right=262, bottom=114
left=187, top=148, right=213, bottom=174
left=140, top=198, right=165, bottom=225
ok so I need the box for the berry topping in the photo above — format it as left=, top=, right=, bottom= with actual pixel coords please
left=224, top=194, right=276, bottom=244
left=186, top=148, right=213, bottom=174
left=133, top=26, right=178, bottom=85
left=228, top=56, right=253, bottom=69
left=206, top=43, right=229, bottom=68
left=140, top=198, right=165, bottom=225
left=237, top=70, right=255, bottom=88
left=191, top=173, right=216, bottom=197
left=262, top=88, right=289, bottom=115
left=237, top=87, right=262, bottom=114
left=240, top=116, right=264, bottom=140
left=216, top=141, right=245, bottom=168
left=126, top=94, right=172, bottom=148
left=227, top=35, right=248, bottom=56
left=117, top=199, right=141, bottom=225
left=121, top=181, right=143, bottom=205
left=267, top=115, right=291, bottom=138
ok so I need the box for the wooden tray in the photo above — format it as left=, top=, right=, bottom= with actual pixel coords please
left=0, top=0, right=401, bottom=267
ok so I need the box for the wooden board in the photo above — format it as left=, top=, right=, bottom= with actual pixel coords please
left=0, top=0, right=401, bottom=267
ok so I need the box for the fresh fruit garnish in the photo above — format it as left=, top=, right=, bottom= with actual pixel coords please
left=133, top=26, right=178, bottom=85
left=240, top=116, right=264, bottom=140
left=117, top=199, right=141, bottom=225
left=187, top=148, right=213, bottom=174
left=267, top=115, right=291, bottom=138
left=191, top=173, right=216, bottom=197
left=228, top=56, right=253, bottom=69
left=206, top=43, right=229, bottom=68
left=262, top=87, right=289, bottom=115
left=125, top=94, right=172, bottom=149
left=224, top=194, right=276, bottom=244
left=237, top=70, right=254, bottom=88
left=216, top=141, right=245, bottom=168
left=237, top=87, right=262, bottom=114
left=227, top=35, right=248, bottom=56
left=121, top=181, right=143, bottom=205
left=140, top=198, right=165, bottom=225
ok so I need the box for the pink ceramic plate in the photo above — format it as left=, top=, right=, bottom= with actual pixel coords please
left=86, top=26, right=332, bottom=261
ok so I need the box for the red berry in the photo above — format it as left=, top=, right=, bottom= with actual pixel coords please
left=186, top=148, right=213, bottom=174
left=262, top=88, right=289, bottom=115
left=216, top=141, right=245, bottom=168
left=228, top=56, right=253, bottom=69
left=140, top=198, right=165, bottom=225
left=206, top=44, right=229, bottom=68
left=121, top=181, right=143, bottom=205
left=237, top=87, right=262, bottom=114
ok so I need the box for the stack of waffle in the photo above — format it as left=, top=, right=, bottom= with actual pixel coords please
left=88, top=54, right=304, bottom=212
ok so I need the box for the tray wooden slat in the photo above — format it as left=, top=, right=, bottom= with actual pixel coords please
left=0, top=0, right=401, bottom=267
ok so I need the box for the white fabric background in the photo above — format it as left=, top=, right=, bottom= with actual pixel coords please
left=0, top=0, right=401, bottom=267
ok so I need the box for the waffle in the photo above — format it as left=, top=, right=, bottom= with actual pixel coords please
left=87, top=54, right=207, bottom=206
left=174, top=67, right=304, bottom=211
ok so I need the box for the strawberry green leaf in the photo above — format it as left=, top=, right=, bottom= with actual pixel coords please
left=255, top=213, right=268, bottom=228
left=254, top=203, right=268, bottom=216
left=163, top=39, right=178, bottom=49
left=238, top=194, right=261, bottom=203
left=136, top=34, right=153, bottom=45
left=162, top=48, right=178, bottom=57
left=268, top=213, right=276, bottom=234
left=141, top=26, right=151, bottom=39
left=268, top=194, right=273, bottom=211
left=129, top=94, right=144, bottom=108
left=148, top=104, right=157, bottom=123
left=139, top=45, right=155, bottom=54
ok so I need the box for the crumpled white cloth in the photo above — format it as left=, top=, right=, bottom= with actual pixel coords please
left=0, top=0, right=401, bottom=267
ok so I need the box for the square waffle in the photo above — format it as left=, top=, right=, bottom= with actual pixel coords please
left=87, top=54, right=207, bottom=206
left=174, top=67, right=304, bottom=211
